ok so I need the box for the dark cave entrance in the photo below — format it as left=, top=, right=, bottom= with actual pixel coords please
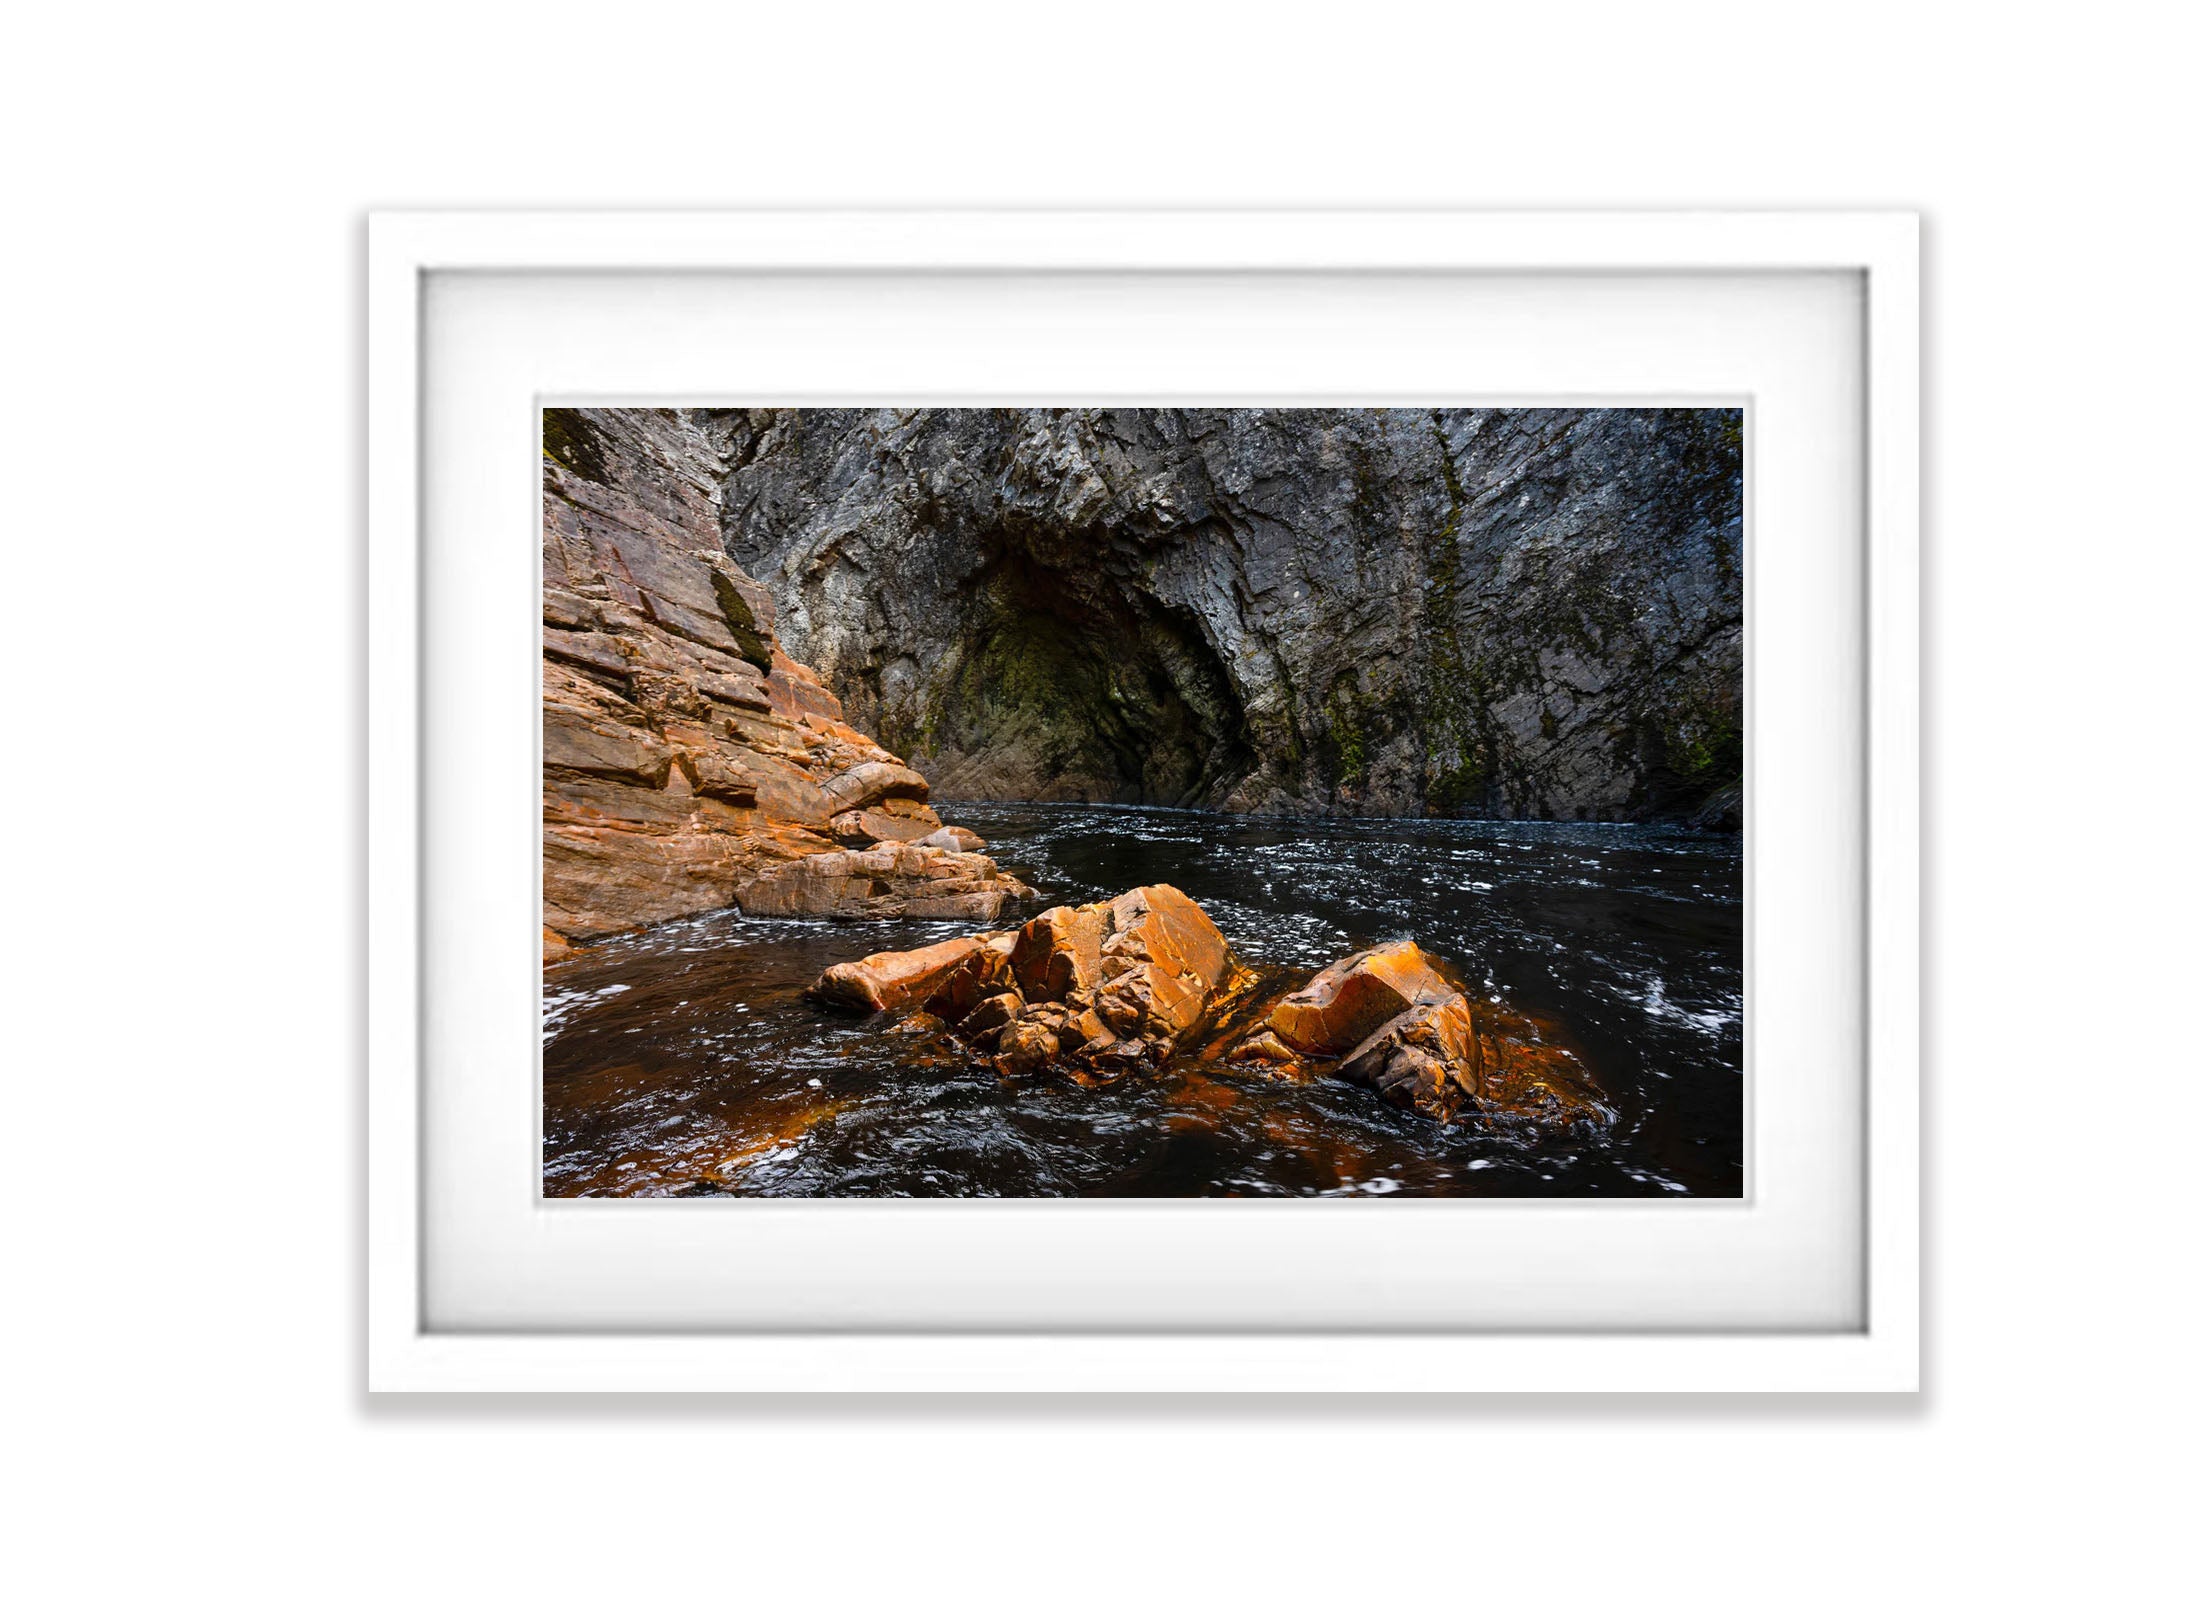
left=921, top=552, right=1253, bottom=808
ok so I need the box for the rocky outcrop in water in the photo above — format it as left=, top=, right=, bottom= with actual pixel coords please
left=811, top=887, right=1606, bottom=1127
left=711, top=407, right=1742, bottom=824
left=541, top=408, right=1035, bottom=956
left=811, top=883, right=1236, bottom=1088
left=1230, top=941, right=1607, bottom=1129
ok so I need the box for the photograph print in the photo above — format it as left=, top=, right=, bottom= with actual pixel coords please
left=541, top=406, right=1743, bottom=1198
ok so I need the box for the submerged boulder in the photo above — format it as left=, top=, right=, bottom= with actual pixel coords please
left=1335, top=992, right=1481, bottom=1121
left=1461, top=1014, right=1610, bottom=1132
left=808, top=933, right=1000, bottom=1013
left=1262, top=941, right=1456, bottom=1055
left=1231, top=940, right=1606, bottom=1129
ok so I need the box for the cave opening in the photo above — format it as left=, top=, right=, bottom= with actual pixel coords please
left=913, top=546, right=1253, bottom=809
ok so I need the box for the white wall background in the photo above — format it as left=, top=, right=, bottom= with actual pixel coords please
left=5, top=3, right=2189, bottom=1595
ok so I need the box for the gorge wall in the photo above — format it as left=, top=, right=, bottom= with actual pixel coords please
left=541, top=408, right=1033, bottom=956
left=712, top=408, right=1743, bottom=825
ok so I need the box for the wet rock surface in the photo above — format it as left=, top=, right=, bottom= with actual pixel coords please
left=812, top=891, right=1607, bottom=1127
left=710, top=407, right=1742, bottom=822
left=806, top=933, right=998, bottom=1014
left=1231, top=941, right=1607, bottom=1129
left=542, top=408, right=1035, bottom=952
left=813, top=883, right=1238, bottom=1090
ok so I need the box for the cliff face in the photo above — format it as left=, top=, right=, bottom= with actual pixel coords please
left=540, top=408, right=1033, bottom=956
left=715, top=407, right=1742, bottom=824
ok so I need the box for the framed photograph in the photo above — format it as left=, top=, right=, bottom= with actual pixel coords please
left=369, top=210, right=1917, bottom=1390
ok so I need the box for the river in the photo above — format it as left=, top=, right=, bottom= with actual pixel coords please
left=543, top=802, right=1743, bottom=1198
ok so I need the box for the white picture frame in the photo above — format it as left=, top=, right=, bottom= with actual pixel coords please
left=368, top=210, right=1918, bottom=1392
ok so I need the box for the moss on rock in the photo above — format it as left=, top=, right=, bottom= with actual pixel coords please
left=543, top=408, right=613, bottom=486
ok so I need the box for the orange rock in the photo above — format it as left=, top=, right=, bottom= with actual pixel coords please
left=688, top=753, right=760, bottom=805
left=1074, top=1038, right=1158, bottom=1085
left=808, top=877, right=1611, bottom=1129
left=807, top=935, right=989, bottom=1013
left=816, top=759, right=930, bottom=815
left=921, top=935, right=1019, bottom=1022
left=1095, top=884, right=1232, bottom=1036
left=813, top=884, right=1234, bottom=1084
left=1057, top=1007, right=1119, bottom=1054
left=997, top=1015, right=1062, bottom=1075
left=1010, top=905, right=1109, bottom=1002
left=992, top=1003, right=1132, bottom=1086
left=1227, top=1029, right=1301, bottom=1066
left=543, top=703, right=673, bottom=787
left=957, top=989, right=1024, bottom=1045
left=695, top=669, right=770, bottom=710
left=1263, top=941, right=1457, bottom=1057
left=1337, top=994, right=1481, bottom=1121
left=1228, top=940, right=1609, bottom=1127
left=832, top=806, right=944, bottom=846
left=761, top=648, right=845, bottom=724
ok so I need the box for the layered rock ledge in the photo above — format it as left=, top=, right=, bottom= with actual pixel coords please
left=542, top=408, right=1035, bottom=957
left=809, top=886, right=1608, bottom=1129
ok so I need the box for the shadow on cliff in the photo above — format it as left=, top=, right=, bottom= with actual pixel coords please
left=878, top=536, right=1256, bottom=809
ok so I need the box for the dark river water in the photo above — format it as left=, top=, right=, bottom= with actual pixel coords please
left=543, top=803, right=1743, bottom=1199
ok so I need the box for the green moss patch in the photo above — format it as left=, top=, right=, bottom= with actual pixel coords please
left=708, top=569, right=775, bottom=672
left=542, top=409, right=612, bottom=486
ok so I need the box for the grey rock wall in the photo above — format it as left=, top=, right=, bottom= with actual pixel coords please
left=702, top=407, right=1742, bottom=824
